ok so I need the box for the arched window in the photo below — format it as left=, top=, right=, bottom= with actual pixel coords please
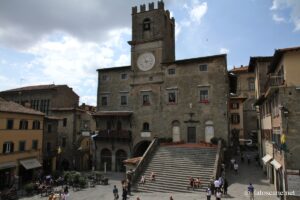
left=143, top=18, right=151, bottom=31
left=100, top=148, right=112, bottom=171
left=115, top=149, right=127, bottom=172
left=143, top=122, right=150, bottom=131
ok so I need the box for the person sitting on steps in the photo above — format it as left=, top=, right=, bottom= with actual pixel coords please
left=139, top=175, right=146, bottom=185
left=150, top=172, right=156, bottom=181
left=188, top=177, right=195, bottom=190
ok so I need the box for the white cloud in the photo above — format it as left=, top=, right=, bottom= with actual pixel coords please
left=270, top=0, right=286, bottom=10
left=189, top=2, right=208, bottom=23
left=175, top=21, right=182, bottom=40
left=174, top=1, right=207, bottom=39
left=0, top=59, right=7, bottom=65
left=272, top=14, right=285, bottom=22
left=8, top=27, right=131, bottom=105
left=219, top=48, right=229, bottom=54
left=114, top=54, right=130, bottom=67
left=270, top=0, right=300, bottom=31
left=80, top=95, right=97, bottom=106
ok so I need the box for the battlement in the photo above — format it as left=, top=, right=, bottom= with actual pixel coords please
left=132, top=1, right=165, bottom=14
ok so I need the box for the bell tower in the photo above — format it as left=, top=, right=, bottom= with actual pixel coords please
left=129, top=1, right=175, bottom=72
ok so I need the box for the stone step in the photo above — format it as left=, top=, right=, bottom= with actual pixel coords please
left=151, top=160, right=215, bottom=164
left=143, top=167, right=214, bottom=175
left=134, top=183, right=207, bottom=193
left=134, top=145, right=217, bottom=193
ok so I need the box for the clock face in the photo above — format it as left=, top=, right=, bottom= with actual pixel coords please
left=137, top=52, right=155, bottom=71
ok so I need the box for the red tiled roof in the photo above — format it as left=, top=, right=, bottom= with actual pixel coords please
left=229, top=66, right=249, bottom=73
left=0, top=98, right=44, bottom=115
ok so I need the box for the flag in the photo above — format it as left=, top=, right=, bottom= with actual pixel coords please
left=57, top=146, right=62, bottom=154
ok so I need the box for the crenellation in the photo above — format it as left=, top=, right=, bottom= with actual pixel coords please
left=140, top=4, right=146, bottom=12
left=132, top=6, right=137, bottom=14
left=149, top=2, right=155, bottom=10
left=166, top=10, right=170, bottom=19
left=158, top=0, right=164, bottom=10
left=171, top=17, right=175, bottom=24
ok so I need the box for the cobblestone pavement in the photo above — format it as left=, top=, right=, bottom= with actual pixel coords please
left=223, top=152, right=279, bottom=200
left=20, top=152, right=281, bottom=200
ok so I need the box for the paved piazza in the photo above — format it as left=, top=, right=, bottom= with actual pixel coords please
left=20, top=154, right=282, bottom=200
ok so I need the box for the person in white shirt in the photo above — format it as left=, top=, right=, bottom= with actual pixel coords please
left=214, top=179, right=220, bottom=190
left=234, top=162, right=239, bottom=174
left=230, top=158, right=235, bottom=170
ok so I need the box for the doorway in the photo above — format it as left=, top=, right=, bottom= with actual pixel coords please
left=187, top=127, right=196, bottom=143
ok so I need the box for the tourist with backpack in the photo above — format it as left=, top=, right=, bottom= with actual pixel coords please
left=113, top=185, right=119, bottom=200
left=248, top=183, right=254, bottom=200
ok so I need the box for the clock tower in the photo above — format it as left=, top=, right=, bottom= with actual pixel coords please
left=129, top=1, right=175, bottom=72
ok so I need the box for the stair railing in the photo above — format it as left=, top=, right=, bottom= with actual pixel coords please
left=212, top=140, right=223, bottom=180
left=132, top=137, right=159, bottom=186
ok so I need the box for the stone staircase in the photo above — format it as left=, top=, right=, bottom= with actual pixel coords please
left=133, top=145, right=217, bottom=193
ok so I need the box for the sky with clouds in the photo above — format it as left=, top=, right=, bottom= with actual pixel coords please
left=0, top=0, right=299, bottom=106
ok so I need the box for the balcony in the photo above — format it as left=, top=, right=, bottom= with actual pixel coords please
left=94, top=130, right=132, bottom=142
left=265, top=74, right=284, bottom=92
left=199, top=99, right=209, bottom=104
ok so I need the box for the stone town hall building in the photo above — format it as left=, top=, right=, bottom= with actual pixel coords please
left=94, top=1, right=229, bottom=172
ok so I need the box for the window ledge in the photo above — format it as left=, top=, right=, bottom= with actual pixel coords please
left=199, top=100, right=209, bottom=104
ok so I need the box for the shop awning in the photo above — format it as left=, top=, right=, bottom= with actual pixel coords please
left=0, top=162, right=17, bottom=170
left=20, top=158, right=42, bottom=170
left=270, top=159, right=282, bottom=170
left=262, top=154, right=273, bottom=164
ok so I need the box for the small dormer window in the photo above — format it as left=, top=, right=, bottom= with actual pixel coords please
left=143, top=18, right=151, bottom=31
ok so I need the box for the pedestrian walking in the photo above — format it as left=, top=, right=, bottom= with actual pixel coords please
left=234, top=162, right=239, bottom=175
left=241, top=152, right=244, bottom=163
left=248, top=183, right=254, bottom=200
left=206, top=188, right=212, bottom=200
left=223, top=179, right=228, bottom=195
left=169, top=195, right=174, bottom=200
left=214, top=179, right=220, bottom=191
left=247, top=154, right=251, bottom=165
left=210, top=181, right=215, bottom=195
left=216, top=189, right=222, bottom=200
left=113, top=185, right=119, bottom=200
left=127, top=179, right=131, bottom=195
left=230, top=158, right=235, bottom=170
left=122, top=187, right=127, bottom=200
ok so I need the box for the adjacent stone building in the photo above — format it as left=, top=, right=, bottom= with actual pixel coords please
left=94, top=1, right=229, bottom=172
left=250, top=47, right=300, bottom=200
left=0, top=98, right=44, bottom=189
left=229, top=66, right=257, bottom=146
left=0, top=84, right=95, bottom=171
